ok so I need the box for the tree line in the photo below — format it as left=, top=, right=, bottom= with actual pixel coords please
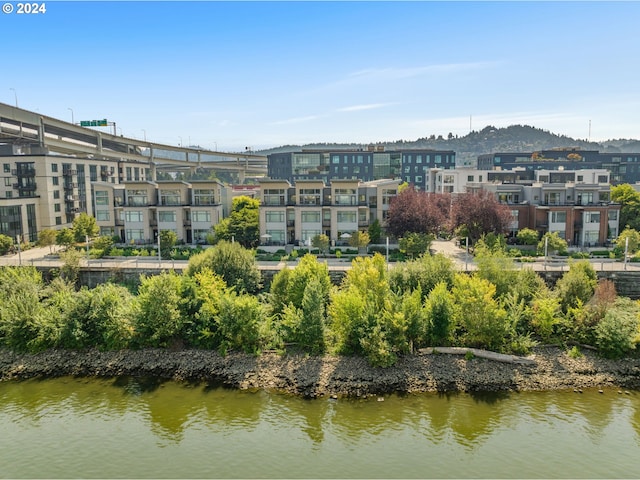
left=1, top=240, right=639, bottom=366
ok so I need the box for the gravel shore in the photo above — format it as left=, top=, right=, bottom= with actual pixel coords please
left=1, top=346, right=639, bottom=397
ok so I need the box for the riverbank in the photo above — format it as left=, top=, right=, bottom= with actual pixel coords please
left=1, top=346, right=639, bottom=397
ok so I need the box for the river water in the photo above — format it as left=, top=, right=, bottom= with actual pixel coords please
left=1, top=376, right=639, bottom=479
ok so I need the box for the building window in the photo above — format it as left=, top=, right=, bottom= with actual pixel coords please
left=299, top=189, right=321, bottom=205
left=53, top=190, right=60, bottom=199
left=4, top=177, right=10, bottom=186
left=584, top=212, right=601, bottom=223
left=584, top=230, right=599, bottom=245
left=193, top=229, right=210, bottom=243
left=265, top=230, right=285, bottom=244
left=265, top=211, right=284, bottom=223
left=334, top=188, right=357, bottom=205
left=577, top=192, right=594, bottom=205
left=52, top=177, right=59, bottom=186
left=124, top=211, right=143, bottom=222
left=90, top=165, right=97, bottom=182
left=54, top=203, right=61, bottom=213
left=263, top=189, right=285, bottom=206
left=550, top=211, right=566, bottom=223
left=55, top=216, right=62, bottom=225
left=609, top=210, right=618, bottom=221
left=96, top=211, right=110, bottom=221
left=95, top=191, right=109, bottom=206
left=301, top=211, right=321, bottom=223
left=192, top=211, right=211, bottom=223
left=3, top=164, right=9, bottom=173
left=51, top=163, right=58, bottom=173
left=194, top=189, right=216, bottom=205
left=337, top=211, right=357, bottom=223
left=158, top=211, right=177, bottom=222
left=125, top=229, right=145, bottom=241
left=160, top=189, right=181, bottom=206
left=127, top=189, right=148, bottom=206
left=5, top=191, right=12, bottom=198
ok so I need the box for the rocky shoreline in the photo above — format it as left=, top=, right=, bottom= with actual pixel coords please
left=1, top=346, right=639, bottom=397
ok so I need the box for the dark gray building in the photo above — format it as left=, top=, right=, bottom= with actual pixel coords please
left=267, top=147, right=455, bottom=189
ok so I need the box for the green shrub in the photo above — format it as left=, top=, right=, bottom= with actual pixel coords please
left=185, top=241, right=262, bottom=294
left=594, top=298, right=640, bottom=359
left=568, top=345, right=583, bottom=359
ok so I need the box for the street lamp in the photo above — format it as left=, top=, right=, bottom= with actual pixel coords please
left=141, top=129, right=147, bottom=141
left=9, top=88, right=18, bottom=108
left=67, top=108, right=74, bottom=124
left=178, top=136, right=183, bottom=147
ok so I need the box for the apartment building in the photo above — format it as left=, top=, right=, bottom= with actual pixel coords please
left=0, top=143, right=147, bottom=242
left=461, top=168, right=620, bottom=247
left=93, top=179, right=229, bottom=244
left=0, top=143, right=237, bottom=245
left=477, top=148, right=640, bottom=184
left=267, top=147, right=455, bottom=190
left=258, top=178, right=400, bottom=246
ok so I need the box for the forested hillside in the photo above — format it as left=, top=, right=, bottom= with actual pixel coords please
left=257, top=125, right=640, bottom=165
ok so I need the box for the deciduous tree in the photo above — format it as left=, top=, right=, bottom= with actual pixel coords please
left=72, top=212, right=99, bottom=242
left=450, top=191, right=513, bottom=245
left=386, top=187, right=449, bottom=238
left=214, top=195, right=259, bottom=248
left=611, top=184, right=640, bottom=231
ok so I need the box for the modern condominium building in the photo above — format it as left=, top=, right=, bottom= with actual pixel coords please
left=0, top=143, right=238, bottom=245
left=0, top=143, right=148, bottom=242
left=258, top=178, right=400, bottom=246
left=267, top=146, right=455, bottom=190
left=431, top=166, right=620, bottom=247
left=477, top=148, right=640, bottom=184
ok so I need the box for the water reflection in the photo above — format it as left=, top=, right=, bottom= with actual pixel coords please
left=1, top=378, right=639, bottom=451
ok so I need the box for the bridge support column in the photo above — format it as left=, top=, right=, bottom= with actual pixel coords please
left=38, top=117, right=45, bottom=147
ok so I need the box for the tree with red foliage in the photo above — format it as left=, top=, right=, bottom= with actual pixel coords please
left=387, top=187, right=450, bottom=238
left=450, top=190, right=513, bottom=244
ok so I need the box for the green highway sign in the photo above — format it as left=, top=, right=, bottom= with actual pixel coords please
left=80, top=119, right=108, bottom=127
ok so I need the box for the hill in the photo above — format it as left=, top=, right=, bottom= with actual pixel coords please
left=256, top=125, right=640, bottom=165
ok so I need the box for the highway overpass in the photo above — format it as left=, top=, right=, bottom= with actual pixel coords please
left=0, top=102, right=267, bottom=180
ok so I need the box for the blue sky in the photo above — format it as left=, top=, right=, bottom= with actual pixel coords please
left=2, top=1, right=639, bottom=151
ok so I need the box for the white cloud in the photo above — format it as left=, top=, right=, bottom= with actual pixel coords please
left=337, top=103, right=395, bottom=113
left=269, top=114, right=324, bottom=126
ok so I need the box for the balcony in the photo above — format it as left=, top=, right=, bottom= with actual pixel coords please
left=62, top=169, right=77, bottom=176
left=14, top=183, right=37, bottom=192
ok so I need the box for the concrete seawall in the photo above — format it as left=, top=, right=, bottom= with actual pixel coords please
left=29, top=264, right=640, bottom=299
